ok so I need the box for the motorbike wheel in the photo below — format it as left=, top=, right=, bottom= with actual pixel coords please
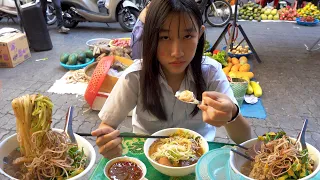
left=118, top=8, right=139, bottom=32
left=63, top=9, right=79, bottom=28
left=46, top=2, right=57, bottom=25
left=205, top=0, right=232, bottom=27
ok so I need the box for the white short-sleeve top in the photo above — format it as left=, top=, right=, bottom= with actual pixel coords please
left=98, top=56, right=237, bottom=141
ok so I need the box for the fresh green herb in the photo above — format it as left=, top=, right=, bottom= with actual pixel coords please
left=204, top=51, right=228, bottom=67
left=258, top=131, right=287, bottom=143
left=204, top=40, right=210, bottom=53
left=301, top=149, right=309, bottom=164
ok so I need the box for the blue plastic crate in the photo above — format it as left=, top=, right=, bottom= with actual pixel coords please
left=296, top=18, right=319, bottom=26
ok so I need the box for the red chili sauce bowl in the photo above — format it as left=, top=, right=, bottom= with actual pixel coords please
left=104, top=156, right=147, bottom=180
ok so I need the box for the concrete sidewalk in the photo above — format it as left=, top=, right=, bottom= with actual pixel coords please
left=0, top=21, right=320, bottom=179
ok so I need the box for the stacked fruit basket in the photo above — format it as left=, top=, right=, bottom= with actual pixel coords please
left=237, top=1, right=319, bottom=25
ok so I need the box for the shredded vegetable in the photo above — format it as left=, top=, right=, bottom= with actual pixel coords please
left=149, top=130, right=203, bottom=167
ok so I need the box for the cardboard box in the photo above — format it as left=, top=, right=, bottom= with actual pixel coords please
left=0, top=32, right=31, bottom=68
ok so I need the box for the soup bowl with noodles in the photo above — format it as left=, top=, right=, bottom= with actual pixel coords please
left=0, top=128, right=96, bottom=180
left=230, top=131, right=320, bottom=180
left=143, top=128, right=209, bottom=177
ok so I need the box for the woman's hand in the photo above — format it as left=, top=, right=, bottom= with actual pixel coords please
left=91, top=123, right=122, bottom=159
left=198, top=91, right=237, bottom=127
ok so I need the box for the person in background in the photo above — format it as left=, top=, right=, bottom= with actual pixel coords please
left=40, top=0, right=70, bottom=33
left=130, top=0, right=151, bottom=60
left=92, top=0, right=251, bottom=160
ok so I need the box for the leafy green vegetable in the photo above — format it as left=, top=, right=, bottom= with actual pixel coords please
left=213, top=51, right=228, bottom=66
left=204, top=51, right=228, bottom=67
left=258, top=131, right=286, bottom=143
left=204, top=40, right=210, bottom=53
left=301, top=149, right=309, bottom=164
left=66, top=145, right=87, bottom=178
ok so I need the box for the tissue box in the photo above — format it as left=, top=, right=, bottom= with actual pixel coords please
left=0, top=30, right=31, bottom=68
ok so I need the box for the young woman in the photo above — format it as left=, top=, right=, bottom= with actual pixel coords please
left=92, top=0, right=251, bottom=160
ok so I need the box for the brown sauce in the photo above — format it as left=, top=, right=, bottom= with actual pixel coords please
left=107, top=161, right=143, bottom=180
left=3, top=148, right=25, bottom=179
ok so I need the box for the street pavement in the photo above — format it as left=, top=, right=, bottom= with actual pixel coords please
left=0, top=20, right=320, bottom=179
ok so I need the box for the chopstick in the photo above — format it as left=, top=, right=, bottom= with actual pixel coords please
left=231, top=149, right=254, bottom=161
left=234, top=144, right=249, bottom=150
left=76, top=132, right=170, bottom=139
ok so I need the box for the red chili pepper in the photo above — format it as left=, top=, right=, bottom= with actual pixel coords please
left=213, top=49, right=220, bottom=55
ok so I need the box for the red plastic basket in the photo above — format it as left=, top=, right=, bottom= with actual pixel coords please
left=84, top=56, right=114, bottom=107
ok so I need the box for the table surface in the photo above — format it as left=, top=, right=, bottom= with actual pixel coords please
left=89, top=136, right=231, bottom=180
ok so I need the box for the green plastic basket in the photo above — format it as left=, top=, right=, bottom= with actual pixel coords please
left=230, top=78, right=248, bottom=107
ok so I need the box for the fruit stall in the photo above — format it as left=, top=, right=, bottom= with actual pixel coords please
left=204, top=40, right=266, bottom=119
left=237, top=2, right=319, bottom=25
left=49, top=38, right=133, bottom=98
left=52, top=37, right=267, bottom=119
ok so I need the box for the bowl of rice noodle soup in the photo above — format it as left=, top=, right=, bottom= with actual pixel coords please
left=230, top=131, right=320, bottom=180
left=0, top=94, right=96, bottom=180
left=143, top=128, right=209, bottom=177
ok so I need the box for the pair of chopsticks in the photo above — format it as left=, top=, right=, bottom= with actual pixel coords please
left=76, top=132, right=170, bottom=139
left=231, top=144, right=254, bottom=162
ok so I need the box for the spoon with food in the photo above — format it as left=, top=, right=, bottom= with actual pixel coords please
left=175, top=90, right=201, bottom=105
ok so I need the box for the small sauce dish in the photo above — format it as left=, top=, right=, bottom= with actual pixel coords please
left=104, top=156, right=147, bottom=180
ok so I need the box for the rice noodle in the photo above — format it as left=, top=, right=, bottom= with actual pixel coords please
left=247, top=133, right=314, bottom=180
left=149, top=130, right=203, bottom=167
left=10, top=94, right=87, bottom=179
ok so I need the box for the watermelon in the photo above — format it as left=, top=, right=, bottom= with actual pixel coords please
left=67, top=53, right=77, bottom=65
left=77, top=52, right=86, bottom=63
left=85, top=50, right=94, bottom=59
left=60, top=53, right=69, bottom=64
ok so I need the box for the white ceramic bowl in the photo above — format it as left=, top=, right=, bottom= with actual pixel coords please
left=0, top=128, right=96, bottom=180
left=230, top=137, right=320, bottom=180
left=104, top=156, right=147, bottom=180
left=86, top=38, right=111, bottom=50
left=143, top=128, right=209, bottom=177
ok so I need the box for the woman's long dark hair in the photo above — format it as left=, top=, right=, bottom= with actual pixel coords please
left=140, top=0, right=206, bottom=120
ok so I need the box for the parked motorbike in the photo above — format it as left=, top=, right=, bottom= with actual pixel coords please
left=60, top=0, right=140, bottom=31
left=197, top=0, right=232, bottom=27
left=0, top=0, right=56, bottom=25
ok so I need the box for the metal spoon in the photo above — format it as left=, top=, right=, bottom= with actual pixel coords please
left=63, top=106, right=77, bottom=144
left=175, top=90, right=201, bottom=105
left=295, top=119, right=308, bottom=150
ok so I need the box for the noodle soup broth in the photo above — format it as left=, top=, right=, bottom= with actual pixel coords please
left=0, top=129, right=96, bottom=180
left=230, top=137, right=320, bottom=180
left=144, top=128, right=209, bottom=177
left=148, top=131, right=204, bottom=167
left=0, top=133, right=20, bottom=180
